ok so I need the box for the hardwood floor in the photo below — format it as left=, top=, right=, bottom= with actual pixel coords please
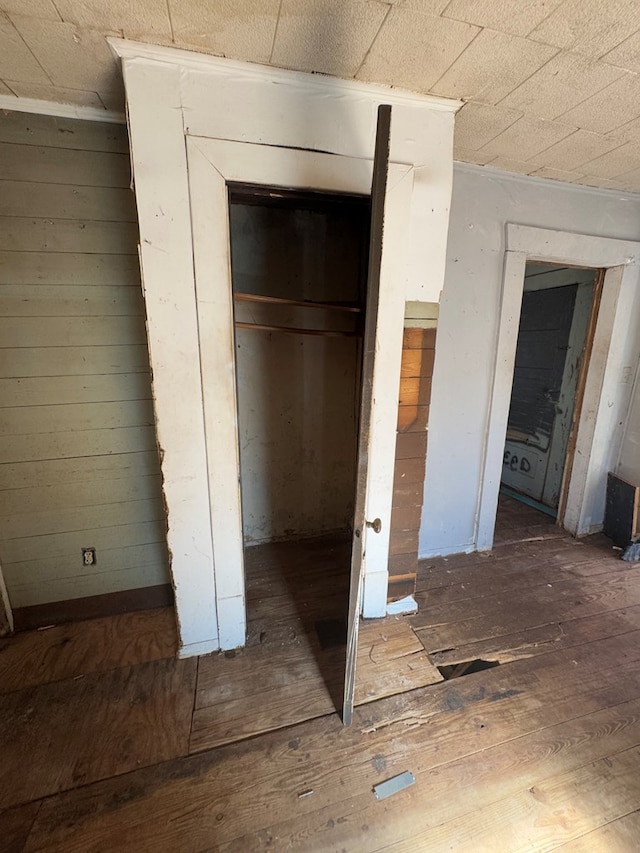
left=3, top=504, right=640, bottom=851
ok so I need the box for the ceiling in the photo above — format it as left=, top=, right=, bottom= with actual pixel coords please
left=3, top=0, right=640, bottom=191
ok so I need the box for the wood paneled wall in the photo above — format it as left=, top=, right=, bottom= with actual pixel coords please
left=0, top=111, right=170, bottom=612
left=388, top=326, right=436, bottom=602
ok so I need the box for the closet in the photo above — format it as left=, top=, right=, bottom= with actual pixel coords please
left=228, top=184, right=370, bottom=612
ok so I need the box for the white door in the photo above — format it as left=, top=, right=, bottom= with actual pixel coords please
left=343, top=105, right=392, bottom=726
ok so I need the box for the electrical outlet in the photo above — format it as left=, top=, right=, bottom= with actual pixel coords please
left=82, top=547, right=96, bottom=566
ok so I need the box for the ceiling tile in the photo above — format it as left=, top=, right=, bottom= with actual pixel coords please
left=499, top=51, right=625, bottom=120
left=170, top=0, right=280, bottom=64
left=614, top=114, right=640, bottom=143
left=54, top=0, right=172, bottom=40
left=431, top=28, right=557, bottom=104
left=527, top=129, right=624, bottom=171
left=573, top=175, right=625, bottom=189
left=603, top=29, right=640, bottom=73
left=558, top=72, right=640, bottom=134
left=479, top=115, right=575, bottom=160
left=442, top=0, right=564, bottom=37
left=397, top=0, right=450, bottom=13
left=357, top=7, right=479, bottom=92
left=453, top=101, right=522, bottom=150
left=530, top=166, right=583, bottom=181
left=0, top=12, right=49, bottom=84
left=0, top=0, right=60, bottom=20
left=5, top=80, right=104, bottom=107
left=615, top=166, right=640, bottom=190
left=453, top=147, right=495, bottom=165
left=529, top=0, right=640, bottom=58
left=577, top=141, right=640, bottom=178
left=485, top=156, right=536, bottom=174
left=271, top=0, right=388, bottom=77
left=11, top=16, right=120, bottom=91
left=0, top=78, right=15, bottom=95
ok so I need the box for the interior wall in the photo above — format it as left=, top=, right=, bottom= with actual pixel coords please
left=421, top=165, right=640, bottom=558
left=0, top=110, right=169, bottom=609
left=619, top=360, right=640, bottom=485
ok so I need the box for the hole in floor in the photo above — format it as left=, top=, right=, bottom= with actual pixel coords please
left=437, top=659, right=501, bottom=680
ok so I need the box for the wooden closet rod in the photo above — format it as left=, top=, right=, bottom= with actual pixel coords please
left=235, top=321, right=361, bottom=338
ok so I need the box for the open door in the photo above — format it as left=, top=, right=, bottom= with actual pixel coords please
left=343, top=105, right=392, bottom=725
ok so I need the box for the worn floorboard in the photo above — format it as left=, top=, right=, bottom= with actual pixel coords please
left=0, top=656, right=196, bottom=810
left=0, top=607, right=178, bottom=693
left=4, top=497, right=640, bottom=851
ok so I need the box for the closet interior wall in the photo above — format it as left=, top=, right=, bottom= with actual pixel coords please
left=228, top=189, right=369, bottom=546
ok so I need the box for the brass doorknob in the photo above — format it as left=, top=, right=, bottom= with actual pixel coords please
left=366, top=518, right=382, bottom=534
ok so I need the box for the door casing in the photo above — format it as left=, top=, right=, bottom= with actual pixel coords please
left=477, top=224, right=640, bottom=549
left=187, top=136, right=414, bottom=649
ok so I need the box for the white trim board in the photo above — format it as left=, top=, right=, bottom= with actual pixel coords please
left=0, top=93, right=124, bottom=124
left=115, top=43, right=457, bottom=655
left=109, top=38, right=461, bottom=114
left=476, top=224, right=640, bottom=549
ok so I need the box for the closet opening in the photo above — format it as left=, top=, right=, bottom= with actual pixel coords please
left=497, top=262, right=602, bottom=542
left=227, top=183, right=370, bottom=706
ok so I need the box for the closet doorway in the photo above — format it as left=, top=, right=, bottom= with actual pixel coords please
left=228, top=184, right=370, bottom=711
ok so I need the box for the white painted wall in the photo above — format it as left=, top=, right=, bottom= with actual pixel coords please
left=619, top=360, right=640, bottom=485
left=0, top=110, right=170, bottom=609
left=421, top=165, right=640, bottom=557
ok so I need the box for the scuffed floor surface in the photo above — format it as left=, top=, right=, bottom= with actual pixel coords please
left=2, top=508, right=640, bottom=851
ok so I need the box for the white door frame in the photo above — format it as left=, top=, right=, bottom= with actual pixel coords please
left=187, top=136, right=414, bottom=650
left=476, top=224, right=640, bottom=549
left=113, top=41, right=458, bottom=657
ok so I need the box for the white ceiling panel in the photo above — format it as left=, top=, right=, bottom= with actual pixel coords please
left=3, top=0, right=640, bottom=189
left=530, top=166, right=583, bottom=182
left=0, top=13, right=50, bottom=84
left=169, top=0, right=280, bottom=64
left=578, top=141, right=640, bottom=179
left=431, top=28, right=558, bottom=105
left=559, top=72, right=640, bottom=135
left=442, top=0, right=565, bottom=37
left=10, top=16, right=120, bottom=91
left=54, top=0, right=173, bottom=40
left=271, top=0, right=388, bottom=77
left=479, top=115, right=576, bottom=161
left=529, top=0, right=640, bottom=59
left=0, top=0, right=59, bottom=20
left=499, top=52, right=626, bottom=120
left=484, top=156, right=536, bottom=175
left=453, top=101, right=522, bottom=150
left=357, top=7, right=479, bottom=92
left=527, top=129, right=625, bottom=172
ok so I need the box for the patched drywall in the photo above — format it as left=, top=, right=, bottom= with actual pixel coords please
left=421, top=165, right=640, bottom=557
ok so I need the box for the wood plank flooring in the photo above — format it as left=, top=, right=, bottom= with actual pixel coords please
left=3, top=498, right=640, bottom=851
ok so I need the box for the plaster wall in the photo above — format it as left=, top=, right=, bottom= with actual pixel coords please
left=619, top=362, right=640, bottom=485
left=421, top=165, right=640, bottom=557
